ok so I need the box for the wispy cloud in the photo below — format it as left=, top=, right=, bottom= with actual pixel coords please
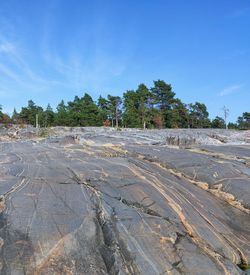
left=0, top=2, right=132, bottom=113
left=0, top=34, right=65, bottom=95
left=0, top=41, right=15, bottom=54
left=218, top=84, right=243, bottom=97
left=40, top=2, right=130, bottom=94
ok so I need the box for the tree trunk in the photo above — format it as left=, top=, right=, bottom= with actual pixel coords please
left=115, top=115, right=118, bottom=128
left=115, top=106, right=118, bottom=128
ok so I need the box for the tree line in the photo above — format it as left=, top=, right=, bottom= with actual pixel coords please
left=0, top=80, right=249, bottom=129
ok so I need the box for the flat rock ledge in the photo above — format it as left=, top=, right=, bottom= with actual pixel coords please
left=0, top=127, right=249, bottom=274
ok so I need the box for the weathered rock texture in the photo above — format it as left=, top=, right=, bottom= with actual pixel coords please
left=0, top=127, right=249, bottom=274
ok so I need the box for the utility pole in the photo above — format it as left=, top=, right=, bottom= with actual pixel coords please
left=222, top=106, right=229, bottom=129
left=36, top=114, right=39, bottom=129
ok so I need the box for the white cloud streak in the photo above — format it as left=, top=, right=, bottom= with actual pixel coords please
left=218, top=84, right=243, bottom=97
left=0, top=5, right=131, bottom=110
left=0, top=41, right=15, bottom=53
left=0, top=35, right=65, bottom=96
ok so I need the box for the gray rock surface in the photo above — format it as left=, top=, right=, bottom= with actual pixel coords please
left=0, top=127, right=249, bottom=274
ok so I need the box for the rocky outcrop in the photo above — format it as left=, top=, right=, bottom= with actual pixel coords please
left=0, top=128, right=249, bottom=274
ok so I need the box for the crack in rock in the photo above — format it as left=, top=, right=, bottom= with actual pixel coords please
left=95, top=205, right=139, bottom=275
left=134, top=153, right=250, bottom=214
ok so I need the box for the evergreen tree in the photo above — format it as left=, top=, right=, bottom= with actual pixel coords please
left=123, top=90, right=141, bottom=128
left=55, top=100, right=69, bottom=126
left=123, top=84, right=152, bottom=128
left=188, top=102, right=210, bottom=128
left=228, top=122, right=238, bottom=129
left=4, top=79, right=247, bottom=130
left=19, top=100, right=43, bottom=126
left=44, top=104, right=55, bottom=127
left=170, top=99, right=189, bottom=128
left=67, top=94, right=100, bottom=126
left=67, top=96, right=83, bottom=126
left=151, top=80, right=175, bottom=127
left=81, top=93, right=100, bottom=126
left=237, top=112, right=250, bottom=129
left=107, top=95, right=122, bottom=127
left=97, top=96, right=110, bottom=124
left=136, top=84, right=152, bottom=128
left=0, top=105, right=3, bottom=120
left=211, top=116, right=226, bottom=128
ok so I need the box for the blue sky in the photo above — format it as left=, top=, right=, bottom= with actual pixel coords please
left=0, top=0, right=249, bottom=122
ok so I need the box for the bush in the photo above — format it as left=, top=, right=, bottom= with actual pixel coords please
left=38, top=128, right=50, bottom=138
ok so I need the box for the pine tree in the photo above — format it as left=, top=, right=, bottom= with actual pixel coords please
left=151, top=80, right=176, bottom=127
left=136, top=84, right=152, bottom=128
left=188, top=102, right=210, bottom=128
left=107, top=95, right=122, bottom=127
left=97, top=96, right=110, bottom=124
left=19, top=100, right=43, bottom=126
left=67, top=96, right=82, bottom=126
left=44, top=104, right=55, bottom=127
left=80, top=93, right=100, bottom=126
left=54, top=100, right=68, bottom=126
left=123, top=90, right=141, bottom=128
left=170, top=99, right=189, bottom=128
left=211, top=116, right=226, bottom=128
left=237, top=112, right=250, bottom=129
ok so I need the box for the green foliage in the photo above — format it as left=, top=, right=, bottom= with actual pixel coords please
left=54, top=100, right=69, bottom=126
left=0, top=105, right=3, bottom=120
left=44, top=104, right=55, bottom=127
left=19, top=100, right=44, bottom=126
left=188, top=102, right=210, bottom=128
left=228, top=122, right=238, bottom=129
left=151, top=80, right=176, bottom=127
left=237, top=112, right=250, bottom=130
left=136, top=84, right=152, bottom=128
left=107, top=95, right=122, bottom=127
left=80, top=93, right=100, bottom=126
left=123, top=83, right=156, bottom=128
left=97, top=96, right=110, bottom=123
left=123, top=90, right=141, bottom=127
left=170, top=99, right=189, bottom=128
left=67, top=93, right=101, bottom=126
left=1, top=80, right=248, bottom=129
left=211, top=116, right=226, bottom=128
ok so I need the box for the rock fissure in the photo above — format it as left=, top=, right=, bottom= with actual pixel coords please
left=95, top=204, right=138, bottom=275
left=134, top=153, right=250, bottom=214
left=1, top=128, right=249, bottom=274
left=126, top=156, right=247, bottom=273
